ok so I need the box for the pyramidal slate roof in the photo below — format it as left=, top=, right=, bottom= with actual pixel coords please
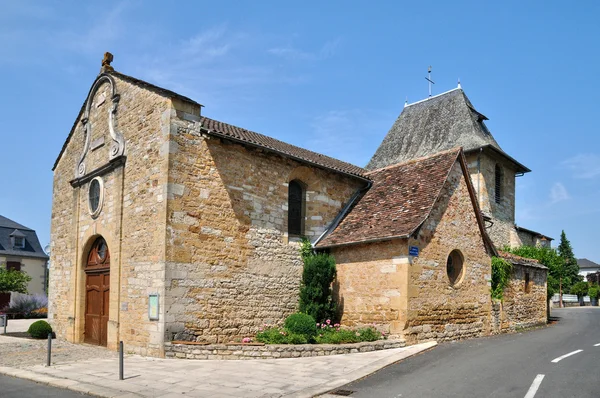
left=0, top=215, right=48, bottom=260
left=317, top=148, right=492, bottom=249
left=577, top=258, right=600, bottom=269
left=366, top=88, right=530, bottom=173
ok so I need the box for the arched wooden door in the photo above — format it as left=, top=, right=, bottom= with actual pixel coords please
left=84, top=237, right=110, bottom=346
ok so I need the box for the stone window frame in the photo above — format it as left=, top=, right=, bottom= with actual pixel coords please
left=287, top=179, right=307, bottom=237
left=494, top=164, right=503, bottom=204
left=88, top=177, right=105, bottom=219
left=446, top=249, right=465, bottom=287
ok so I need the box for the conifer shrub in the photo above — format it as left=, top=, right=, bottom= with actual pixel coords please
left=27, top=320, right=53, bottom=339
left=298, top=253, right=337, bottom=323
left=284, top=313, right=317, bottom=338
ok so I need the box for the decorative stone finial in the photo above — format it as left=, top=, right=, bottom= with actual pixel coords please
left=457, top=78, right=461, bottom=89
left=404, top=97, right=408, bottom=108
left=101, top=52, right=114, bottom=73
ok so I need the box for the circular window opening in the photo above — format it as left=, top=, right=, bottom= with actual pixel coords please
left=88, top=177, right=104, bottom=218
left=446, top=250, right=464, bottom=285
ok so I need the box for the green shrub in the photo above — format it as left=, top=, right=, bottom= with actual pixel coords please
left=299, top=253, right=337, bottom=323
left=284, top=313, right=317, bottom=338
left=355, top=327, right=381, bottom=342
left=255, top=327, right=309, bottom=344
left=491, top=257, right=512, bottom=299
left=315, top=326, right=382, bottom=344
left=570, top=281, right=589, bottom=298
left=588, top=285, right=599, bottom=299
left=285, top=333, right=308, bottom=344
left=27, top=320, right=53, bottom=339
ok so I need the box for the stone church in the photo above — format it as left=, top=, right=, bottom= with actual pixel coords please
left=49, top=55, right=547, bottom=356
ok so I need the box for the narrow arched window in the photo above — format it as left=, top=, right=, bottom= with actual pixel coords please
left=495, top=164, right=503, bottom=204
left=288, top=180, right=305, bottom=236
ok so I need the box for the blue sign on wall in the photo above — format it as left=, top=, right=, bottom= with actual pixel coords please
left=409, top=246, right=419, bottom=257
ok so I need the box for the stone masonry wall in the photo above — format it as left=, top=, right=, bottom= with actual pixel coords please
left=500, top=264, right=547, bottom=331
left=50, top=73, right=173, bottom=356
left=332, top=241, right=409, bottom=338
left=405, top=161, right=492, bottom=344
left=465, top=152, right=517, bottom=249
left=163, top=119, right=365, bottom=343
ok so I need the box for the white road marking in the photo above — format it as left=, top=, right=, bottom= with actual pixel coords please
left=594, top=343, right=600, bottom=347
left=551, top=349, right=583, bottom=363
left=524, top=374, right=545, bottom=398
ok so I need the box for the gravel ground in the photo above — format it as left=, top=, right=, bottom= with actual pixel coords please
left=0, top=336, right=117, bottom=368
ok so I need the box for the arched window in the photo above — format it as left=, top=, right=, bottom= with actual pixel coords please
left=288, top=180, right=305, bottom=236
left=494, top=164, right=503, bottom=204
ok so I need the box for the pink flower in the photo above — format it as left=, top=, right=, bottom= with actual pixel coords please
left=242, top=337, right=252, bottom=343
left=316, top=323, right=320, bottom=327
left=326, top=319, right=331, bottom=325
left=334, top=323, right=340, bottom=327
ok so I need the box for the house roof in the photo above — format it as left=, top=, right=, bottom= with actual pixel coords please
left=498, top=251, right=548, bottom=270
left=0, top=215, right=48, bottom=260
left=515, top=226, right=554, bottom=241
left=53, top=68, right=368, bottom=181
left=317, top=148, right=493, bottom=249
left=199, top=117, right=368, bottom=180
left=366, top=88, right=530, bottom=173
left=577, top=258, right=600, bottom=269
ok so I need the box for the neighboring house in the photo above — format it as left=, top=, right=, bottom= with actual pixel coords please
left=0, top=215, right=49, bottom=309
left=367, top=87, right=553, bottom=249
left=578, top=258, right=600, bottom=279
left=49, top=54, right=546, bottom=357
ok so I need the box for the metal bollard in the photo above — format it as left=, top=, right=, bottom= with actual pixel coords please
left=47, top=333, right=52, bottom=366
left=119, top=341, right=124, bottom=380
left=2, top=314, right=6, bottom=335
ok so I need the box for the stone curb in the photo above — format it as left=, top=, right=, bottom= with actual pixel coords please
left=0, top=366, right=137, bottom=398
left=286, top=341, right=438, bottom=398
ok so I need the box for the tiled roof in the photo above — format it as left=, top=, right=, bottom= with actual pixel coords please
left=498, top=251, right=548, bottom=270
left=200, top=117, right=368, bottom=179
left=0, top=215, right=49, bottom=260
left=366, top=88, right=530, bottom=173
left=317, top=148, right=462, bottom=248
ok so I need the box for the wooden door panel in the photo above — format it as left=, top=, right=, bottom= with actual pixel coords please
left=85, top=271, right=109, bottom=346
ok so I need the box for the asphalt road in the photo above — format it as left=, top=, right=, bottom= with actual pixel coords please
left=330, top=308, right=600, bottom=398
left=0, top=375, right=89, bottom=397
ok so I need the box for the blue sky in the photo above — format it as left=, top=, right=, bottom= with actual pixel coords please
left=1, top=1, right=599, bottom=262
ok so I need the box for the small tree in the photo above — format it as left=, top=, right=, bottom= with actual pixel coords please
left=0, top=269, right=31, bottom=294
left=570, top=281, right=589, bottom=299
left=298, top=251, right=337, bottom=323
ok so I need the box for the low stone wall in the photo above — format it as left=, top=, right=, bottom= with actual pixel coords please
left=164, top=339, right=405, bottom=360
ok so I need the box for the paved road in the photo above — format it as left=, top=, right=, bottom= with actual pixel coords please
left=330, top=308, right=600, bottom=398
left=0, top=374, right=89, bottom=397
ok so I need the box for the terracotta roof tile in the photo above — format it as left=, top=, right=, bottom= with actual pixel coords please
left=317, top=148, right=462, bottom=248
left=497, top=251, right=547, bottom=269
left=200, top=117, right=368, bottom=179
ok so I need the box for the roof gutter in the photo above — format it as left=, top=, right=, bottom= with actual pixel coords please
left=313, top=180, right=372, bottom=248
left=316, top=233, right=410, bottom=250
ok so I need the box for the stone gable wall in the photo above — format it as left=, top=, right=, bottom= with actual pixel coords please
left=50, top=74, right=172, bottom=356
left=163, top=118, right=364, bottom=343
left=405, top=161, right=492, bottom=344
left=331, top=241, right=409, bottom=337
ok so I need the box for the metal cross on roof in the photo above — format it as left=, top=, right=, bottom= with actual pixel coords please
left=425, top=65, right=435, bottom=97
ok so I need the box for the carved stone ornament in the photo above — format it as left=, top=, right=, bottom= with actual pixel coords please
left=76, top=74, right=125, bottom=178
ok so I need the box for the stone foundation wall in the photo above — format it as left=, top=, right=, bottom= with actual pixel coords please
left=405, top=161, right=491, bottom=344
left=164, top=339, right=405, bottom=360
left=163, top=119, right=365, bottom=343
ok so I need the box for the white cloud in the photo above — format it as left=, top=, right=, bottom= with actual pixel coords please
left=268, top=38, right=341, bottom=61
left=550, top=182, right=570, bottom=203
left=561, top=154, right=600, bottom=179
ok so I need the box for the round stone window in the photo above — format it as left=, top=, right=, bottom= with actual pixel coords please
left=446, top=250, right=464, bottom=285
left=88, top=177, right=104, bottom=218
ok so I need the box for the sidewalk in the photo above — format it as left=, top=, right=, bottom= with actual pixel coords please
left=0, top=341, right=436, bottom=398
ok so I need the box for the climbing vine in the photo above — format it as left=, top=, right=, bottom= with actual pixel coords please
left=491, top=256, right=512, bottom=299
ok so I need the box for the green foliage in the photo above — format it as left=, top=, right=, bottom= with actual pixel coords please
left=0, top=269, right=31, bottom=294
left=254, top=327, right=308, bottom=344
left=315, top=326, right=382, bottom=344
left=504, top=245, right=564, bottom=300
left=491, top=257, right=512, bottom=299
left=300, top=237, right=313, bottom=260
left=298, top=253, right=337, bottom=323
left=558, top=230, right=582, bottom=289
left=27, top=320, right=53, bottom=339
left=588, top=285, right=599, bottom=299
left=570, top=281, right=589, bottom=298
left=284, top=313, right=317, bottom=338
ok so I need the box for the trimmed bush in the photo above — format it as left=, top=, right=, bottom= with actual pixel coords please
left=299, top=253, right=337, bottom=323
left=284, top=313, right=317, bottom=338
left=27, top=320, right=53, bottom=339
